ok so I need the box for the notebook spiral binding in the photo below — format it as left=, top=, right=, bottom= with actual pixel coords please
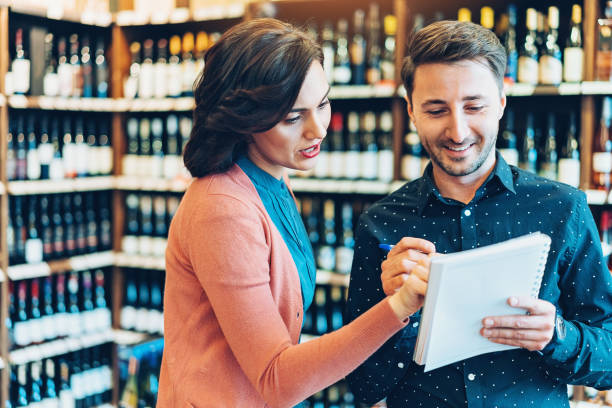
left=532, top=241, right=551, bottom=297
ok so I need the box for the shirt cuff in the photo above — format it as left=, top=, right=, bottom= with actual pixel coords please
left=541, top=318, right=581, bottom=363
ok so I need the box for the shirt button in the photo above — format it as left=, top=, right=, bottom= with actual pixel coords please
left=468, top=373, right=476, bottom=381
left=464, top=209, right=472, bottom=216
left=398, top=362, right=405, bottom=368
left=412, top=322, right=419, bottom=328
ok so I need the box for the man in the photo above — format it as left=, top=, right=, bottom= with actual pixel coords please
left=346, top=20, right=612, bottom=407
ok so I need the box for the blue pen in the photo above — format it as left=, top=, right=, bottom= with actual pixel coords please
left=378, top=244, right=394, bottom=252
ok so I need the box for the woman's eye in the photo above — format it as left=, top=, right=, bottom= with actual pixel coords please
left=285, top=116, right=301, bottom=124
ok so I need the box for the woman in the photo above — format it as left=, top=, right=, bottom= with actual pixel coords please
left=157, top=18, right=428, bottom=408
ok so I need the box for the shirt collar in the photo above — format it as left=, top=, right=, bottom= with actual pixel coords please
left=236, top=155, right=286, bottom=193
left=415, top=151, right=517, bottom=215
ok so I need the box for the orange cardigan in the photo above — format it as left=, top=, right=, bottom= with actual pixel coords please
left=157, top=164, right=408, bottom=408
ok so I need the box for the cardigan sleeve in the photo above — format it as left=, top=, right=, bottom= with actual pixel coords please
left=184, top=192, right=408, bottom=408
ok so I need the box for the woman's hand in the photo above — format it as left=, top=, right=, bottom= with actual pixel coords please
left=388, top=261, right=430, bottom=320
left=381, top=237, right=435, bottom=296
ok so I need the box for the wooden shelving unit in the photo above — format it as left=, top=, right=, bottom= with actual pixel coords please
left=0, top=0, right=611, bottom=406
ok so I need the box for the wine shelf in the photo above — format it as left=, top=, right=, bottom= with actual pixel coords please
left=112, top=329, right=157, bottom=346
left=289, top=178, right=395, bottom=194
left=114, top=4, right=244, bottom=26
left=7, top=176, right=115, bottom=195
left=9, top=329, right=114, bottom=365
left=114, top=176, right=191, bottom=192
left=7, top=95, right=196, bottom=112
left=114, top=253, right=166, bottom=271
left=7, top=251, right=114, bottom=280
left=329, top=84, right=396, bottom=99
left=5, top=0, right=112, bottom=26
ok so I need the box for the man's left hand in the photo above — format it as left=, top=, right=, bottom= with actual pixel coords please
left=481, top=296, right=556, bottom=352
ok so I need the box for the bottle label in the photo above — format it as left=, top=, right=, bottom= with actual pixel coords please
left=70, top=371, right=84, bottom=400
left=122, top=154, right=139, bottom=177
left=350, top=43, right=365, bottom=65
left=49, top=157, right=64, bottom=180
left=81, top=310, right=97, bottom=334
left=54, top=312, right=70, bottom=338
left=316, top=245, right=336, bottom=271
left=499, top=148, right=519, bottom=167
left=163, top=155, right=180, bottom=179
left=95, top=307, right=112, bottom=331
left=333, top=66, right=351, bottom=85
left=401, top=155, right=422, bottom=180
left=335, top=246, right=354, bottom=274
left=59, top=390, right=75, bottom=408
left=322, top=47, right=335, bottom=83
left=328, top=152, right=345, bottom=179
left=123, top=75, right=138, bottom=99
left=377, top=150, right=394, bottom=182
left=539, top=56, right=563, bottom=85
left=27, top=149, right=41, bottom=180
left=41, top=397, right=60, bottom=408
left=138, top=235, right=154, bottom=256
left=151, top=155, right=164, bottom=178
left=182, top=59, right=197, bottom=95
left=154, top=63, right=169, bottom=98
left=121, top=235, right=139, bottom=255
left=58, top=63, right=74, bottom=97
left=25, top=238, right=44, bottom=263
left=367, top=67, right=381, bottom=85
left=138, top=63, right=155, bottom=99
left=344, top=152, right=360, bottom=179
left=121, top=305, right=137, bottom=330
left=13, top=319, right=32, bottom=346
left=43, top=72, right=60, bottom=97
left=593, top=152, right=612, bottom=173
left=148, top=309, right=163, bottom=334
left=87, top=145, right=100, bottom=176
left=12, top=58, right=31, bottom=94
left=62, top=144, right=77, bottom=178
left=76, top=143, right=89, bottom=177
left=313, top=151, right=329, bottom=179
left=167, top=63, right=183, bottom=97
left=558, top=158, right=580, bottom=188
left=41, top=314, right=57, bottom=341
left=29, top=317, right=45, bottom=343
left=360, top=151, right=378, bottom=180
left=98, top=145, right=113, bottom=175
left=563, top=47, right=584, bottom=82
left=517, top=56, right=539, bottom=85
left=381, top=60, right=395, bottom=82
left=38, top=143, right=54, bottom=165
left=538, top=164, right=558, bottom=181
left=68, top=312, right=82, bottom=337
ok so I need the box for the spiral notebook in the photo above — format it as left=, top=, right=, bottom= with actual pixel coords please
left=414, top=232, right=551, bottom=372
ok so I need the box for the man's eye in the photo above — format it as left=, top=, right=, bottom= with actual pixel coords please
left=427, top=110, right=445, bottom=116
left=468, top=106, right=484, bottom=112
left=318, top=100, right=330, bottom=109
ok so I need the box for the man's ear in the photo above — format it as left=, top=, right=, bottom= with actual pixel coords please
left=498, top=92, right=507, bottom=120
left=405, top=95, right=416, bottom=124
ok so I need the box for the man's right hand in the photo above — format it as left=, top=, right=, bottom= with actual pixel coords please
left=381, top=237, right=435, bottom=296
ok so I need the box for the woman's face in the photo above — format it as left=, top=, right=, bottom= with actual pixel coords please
left=248, top=61, right=331, bottom=179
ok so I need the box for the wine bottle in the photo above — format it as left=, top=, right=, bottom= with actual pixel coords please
left=51, top=195, right=65, bottom=259
left=151, top=117, right=164, bottom=178
left=366, top=3, right=382, bottom=85
left=81, top=35, right=93, bottom=97
left=593, top=97, right=612, bottom=190
left=321, top=21, right=335, bottom=83
left=360, top=111, right=378, bottom=180
left=351, top=9, right=367, bottom=85
left=503, top=4, right=519, bottom=84
left=119, top=357, right=139, bottom=408
left=558, top=112, right=580, bottom=187
left=139, top=195, right=154, bottom=256
left=80, top=270, right=96, bottom=334
left=26, top=114, right=41, bottom=181
left=55, top=274, right=70, bottom=338
left=66, top=271, right=82, bottom=336
left=335, top=202, right=354, bottom=275
left=518, top=8, right=539, bottom=85
left=539, top=113, right=559, bottom=180
left=457, top=8, right=471, bottom=23
left=38, top=114, right=53, bottom=180
left=97, top=120, right=113, bottom=176
left=333, top=19, right=351, bottom=85
left=139, top=118, right=152, bottom=176
left=519, top=113, right=538, bottom=173
left=15, top=115, right=27, bottom=181
left=94, top=269, right=112, bottom=332
left=49, top=117, right=64, bottom=180
left=43, top=32, right=59, bottom=96
left=58, top=358, right=75, bottom=408
left=328, top=112, right=345, bottom=179
left=138, top=39, right=155, bottom=99
left=13, top=196, right=27, bottom=265
left=29, top=361, right=44, bottom=407
left=13, top=281, right=31, bottom=347
left=182, top=32, right=197, bottom=96
left=62, top=116, right=77, bottom=178
left=329, top=286, right=344, bottom=330
left=25, top=196, right=43, bottom=264
left=98, top=192, right=113, bottom=251
left=539, top=6, right=563, bottom=85
left=85, top=192, right=99, bottom=253
left=74, top=117, right=89, bottom=178
left=121, top=271, right=138, bottom=330
left=40, top=276, right=56, bottom=341
left=7, top=120, right=17, bottom=181
left=124, top=42, right=141, bottom=98
left=377, top=111, right=394, bottom=182
left=69, top=34, right=83, bottom=97
left=12, top=28, right=31, bottom=95
left=317, top=199, right=336, bottom=271
left=154, top=38, right=169, bottom=99
left=40, top=196, right=54, bottom=261
left=498, top=108, right=519, bottom=166
left=153, top=195, right=167, bottom=255
left=564, top=4, right=583, bottom=83
left=124, top=117, right=140, bottom=177
left=401, top=120, right=423, bottom=180
left=29, top=278, right=44, bottom=344
left=345, top=112, right=361, bottom=179
left=163, top=114, right=180, bottom=179
left=57, top=36, right=73, bottom=97
left=63, top=194, right=77, bottom=257
left=314, top=287, right=328, bottom=335
left=167, top=35, right=183, bottom=97
left=480, top=6, right=494, bottom=30
left=95, top=38, right=108, bottom=97
left=135, top=270, right=150, bottom=332
left=381, top=15, right=396, bottom=83
left=42, top=358, right=59, bottom=407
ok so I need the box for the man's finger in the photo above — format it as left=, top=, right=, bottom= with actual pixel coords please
left=506, top=296, right=556, bottom=315
left=480, top=327, right=552, bottom=342
left=486, top=337, right=550, bottom=351
left=481, top=314, right=553, bottom=330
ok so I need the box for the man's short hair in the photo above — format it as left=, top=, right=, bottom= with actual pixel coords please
left=401, top=20, right=507, bottom=101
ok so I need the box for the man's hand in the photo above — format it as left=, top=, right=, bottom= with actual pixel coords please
left=481, top=296, right=556, bottom=352
left=381, top=237, right=435, bottom=296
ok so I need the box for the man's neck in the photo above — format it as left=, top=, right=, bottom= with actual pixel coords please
left=432, top=158, right=497, bottom=205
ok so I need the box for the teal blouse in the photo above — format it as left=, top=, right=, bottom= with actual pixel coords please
left=236, top=156, right=316, bottom=312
